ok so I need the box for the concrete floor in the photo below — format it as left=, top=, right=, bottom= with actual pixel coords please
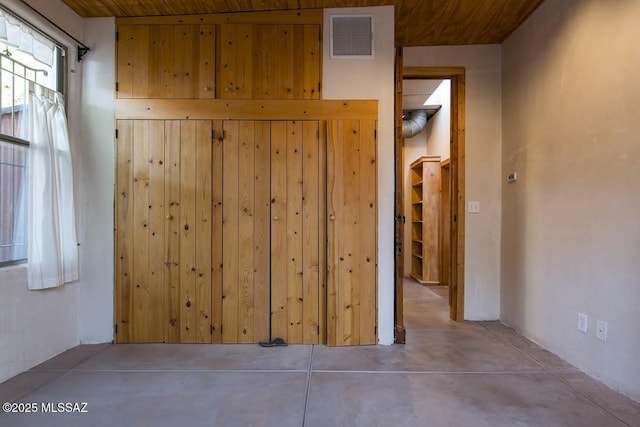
left=1, top=279, right=638, bottom=426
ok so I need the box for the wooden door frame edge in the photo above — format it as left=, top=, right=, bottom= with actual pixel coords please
left=393, top=47, right=405, bottom=343
left=395, top=65, right=466, bottom=327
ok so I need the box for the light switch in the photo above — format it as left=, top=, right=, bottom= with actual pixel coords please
left=468, top=201, right=480, bottom=213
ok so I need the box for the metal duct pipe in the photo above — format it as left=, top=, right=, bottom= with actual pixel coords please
left=402, top=110, right=428, bottom=138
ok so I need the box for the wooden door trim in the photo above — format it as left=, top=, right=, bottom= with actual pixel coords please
left=393, top=47, right=405, bottom=343
left=115, top=99, right=378, bottom=121
left=116, top=9, right=323, bottom=26
left=398, top=66, right=466, bottom=322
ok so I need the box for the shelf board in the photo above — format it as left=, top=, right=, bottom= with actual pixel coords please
left=412, top=181, right=423, bottom=187
left=412, top=254, right=423, bottom=259
left=412, top=201, right=422, bottom=205
left=412, top=239, right=423, bottom=244
left=410, top=273, right=427, bottom=284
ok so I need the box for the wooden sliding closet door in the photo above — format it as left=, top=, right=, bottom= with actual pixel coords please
left=270, top=121, right=324, bottom=344
left=220, top=120, right=271, bottom=343
left=115, top=119, right=214, bottom=343
left=220, top=120, right=324, bottom=344
left=327, top=119, right=378, bottom=346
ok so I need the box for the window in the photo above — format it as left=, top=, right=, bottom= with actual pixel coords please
left=0, top=6, right=65, bottom=266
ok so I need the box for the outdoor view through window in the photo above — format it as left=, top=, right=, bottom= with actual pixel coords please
left=0, top=6, right=62, bottom=265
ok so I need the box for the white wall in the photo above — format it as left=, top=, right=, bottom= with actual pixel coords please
left=323, top=6, right=395, bottom=344
left=0, top=0, right=85, bottom=383
left=425, top=80, right=451, bottom=161
left=404, top=45, right=502, bottom=320
left=77, top=17, right=115, bottom=343
left=501, top=0, right=640, bottom=402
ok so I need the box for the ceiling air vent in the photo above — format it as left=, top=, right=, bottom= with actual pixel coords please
left=330, top=15, right=374, bottom=59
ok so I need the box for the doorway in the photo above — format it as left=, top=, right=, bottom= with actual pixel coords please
left=394, top=51, right=466, bottom=343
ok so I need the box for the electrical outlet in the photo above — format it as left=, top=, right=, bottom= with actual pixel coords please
left=596, top=320, right=608, bottom=342
left=468, top=201, right=480, bottom=213
left=578, top=313, right=588, bottom=334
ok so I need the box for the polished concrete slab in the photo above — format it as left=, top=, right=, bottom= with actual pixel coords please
left=306, top=372, right=627, bottom=427
left=313, top=328, right=548, bottom=373
left=1, top=371, right=307, bottom=427
left=1, top=279, right=637, bottom=427
left=71, top=343, right=312, bottom=372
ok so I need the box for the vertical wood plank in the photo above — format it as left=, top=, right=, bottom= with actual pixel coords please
left=253, top=120, right=271, bottom=343
left=165, top=120, right=181, bottom=343
left=188, top=25, right=202, bottom=99
left=303, top=25, right=320, bottom=99
left=326, top=120, right=343, bottom=346
left=211, top=119, right=224, bottom=343
left=359, top=119, right=377, bottom=344
left=131, top=25, right=150, bottom=98
left=179, top=121, right=197, bottom=342
left=147, top=120, right=166, bottom=342
left=302, top=120, right=320, bottom=344
left=198, top=25, right=216, bottom=99
left=286, top=120, right=304, bottom=343
left=277, top=25, right=294, bottom=99
left=236, top=24, right=253, bottom=99
left=254, top=25, right=278, bottom=99
left=195, top=120, right=213, bottom=342
left=131, top=120, right=150, bottom=342
left=292, top=25, right=305, bottom=99
left=342, top=119, right=360, bottom=346
left=222, top=120, right=239, bottom=343
left=116, top=26, right=133, bottom=99
left=423, top=159, right=441, bottom=284
left=147, top=25, right=160, bottom=97
left=219, top=24, right=237, bottom=98
left=173, top=25, right=194, bottom=98
left=149, top=25, right=175, bottom=98
left=318, top=120, right=327, bottom=344
left=270, top=121, right=288, bottom=339
left=238, top=120, right=256, bottom=343
left=115, top=120, right=133, bottom=342
left=250, top=24, right=263, bottom=99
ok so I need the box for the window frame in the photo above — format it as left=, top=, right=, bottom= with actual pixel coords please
left=0, top=5, right=66, bottom=268
left=0, top=134, right=29, bottom=267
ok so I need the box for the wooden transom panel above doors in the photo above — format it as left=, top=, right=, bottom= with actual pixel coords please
left=114, top=115, right=378, bottom=346
left=115, top=11, right=322, bottom=100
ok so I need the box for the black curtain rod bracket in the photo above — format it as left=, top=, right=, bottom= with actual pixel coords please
left=77, top=46, right=90, bottom=62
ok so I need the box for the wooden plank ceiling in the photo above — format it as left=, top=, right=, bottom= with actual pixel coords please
left=60, top=0, right=545, bottom=46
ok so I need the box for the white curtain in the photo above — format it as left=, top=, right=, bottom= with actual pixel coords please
left=27, top=82, right=78, bottom=290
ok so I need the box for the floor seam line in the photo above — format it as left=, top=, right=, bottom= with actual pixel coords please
left=66, top=344, right=112, bottom=371
left=480, top=325, right=554, bottom=372
left=479, top=325, right=631, bottom=426
left=301, top=345, right=314, bottom=427
left=10, top=346, right=111, bottom=403
left=67, top=369, right=309, bottom=374
left=550, top=372, right=632, bottom=427
left=311, top=370, right=555, bottom=375
left=7, top=371, right=72, bottom=404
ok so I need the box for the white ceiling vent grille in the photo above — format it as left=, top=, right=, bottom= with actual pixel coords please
left=330, top=15, right=374, bottom=59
